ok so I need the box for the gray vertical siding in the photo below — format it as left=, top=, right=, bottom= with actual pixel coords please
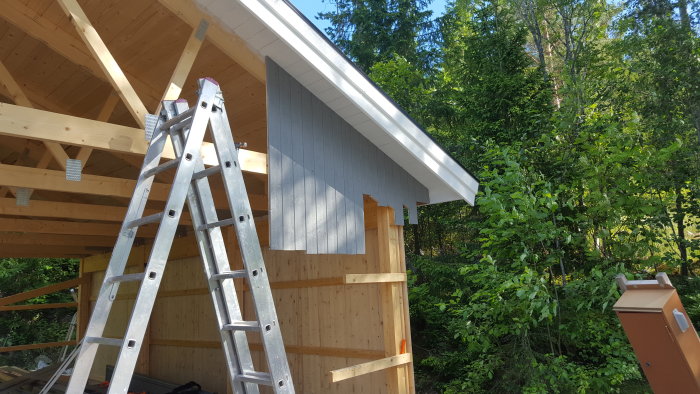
left=267, top=59, right=429, bottom=254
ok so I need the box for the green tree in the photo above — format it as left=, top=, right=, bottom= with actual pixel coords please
left=0, top=258, right=79, bottom=369
left=614, top=0, right=700, bottom=274
left=318, top=0, right=434, bottom=72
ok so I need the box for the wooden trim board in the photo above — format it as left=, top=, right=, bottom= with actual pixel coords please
left=329, top=353, right=412, bottom=383
left=0, top=302, right=77, bottom=312
left=0, top=277, right=84, bottom=306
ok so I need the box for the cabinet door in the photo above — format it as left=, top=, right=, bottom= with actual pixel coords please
left=617, top=312, right=698, bottom=393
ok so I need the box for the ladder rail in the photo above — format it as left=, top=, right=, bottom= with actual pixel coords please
left=167, top=99, right=258, bottom=393
left=66, top=117, right=171, bottom=391
left=67, top=78, right=294, bottom=394
left=105, top=82, right=220, bottom=393
left=209, top=100, right=294, bottom=391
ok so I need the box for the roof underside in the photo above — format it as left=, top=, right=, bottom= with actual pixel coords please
left=195, top=0, right=479, bottom=205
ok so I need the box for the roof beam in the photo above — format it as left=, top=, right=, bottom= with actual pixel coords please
left=0, top=103, right=267, bottom=174
left=0, top=164, right=266, bottom=211
left=0, top=218, right=156, bottom=237
left=0, top=60, right=69, bottom=170
left=0, top=198, right=189, bottom=224
left=0, top=1, right=161, bottom=107
left=157, top=0, right=266, bottom=82
left=0, top=245, right=104, bottom=258
left=75, top=92, right=120, bottom=169
left=57, top=0, right=148, bottom=128
left=0, top=232, right=115, bottom=247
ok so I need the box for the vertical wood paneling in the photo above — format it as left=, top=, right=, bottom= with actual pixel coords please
left=302, top=85, right=318, bottom=254
left=267, top=63, right=283, bottom=250
left=279, top=67, right=295, bottom=250
left=267, top=59, right=428, bottom=254
left=333, top=115, right=347, bottom=254
left=290, top=77, right=306, bottom=251
left=313, top=95, right=328, bottom=254
left=323, top=107, right=338, bottom=254
left=343, top=122, right=357, bottom=254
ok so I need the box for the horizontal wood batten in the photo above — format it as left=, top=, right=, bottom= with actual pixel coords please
left=0, top=302, right=77, bottom=312
left=344, top=273, right=406, bottom=284
left=329, top=353, right=412, bottom=382
left=149, top=339, right=383, bottom=359
left=0, top=277, right=84, bottom=306
left=0, top=340, right=77, bottom=353
left=89, top=274, right=404, bottom=301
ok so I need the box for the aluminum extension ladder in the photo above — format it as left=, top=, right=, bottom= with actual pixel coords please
left=63, top=78, right=293, bottom=394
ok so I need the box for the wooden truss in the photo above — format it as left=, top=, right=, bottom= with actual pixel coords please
left=0, top=1, right=415, bottom=391
left=0, top=0, right=267, bottom=257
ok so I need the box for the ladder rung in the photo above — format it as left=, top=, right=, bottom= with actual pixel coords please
left=192, top=165, right=221, bottom=181
left=106, top=273, right=145, bottom=284
left=222, top=321, right=260, bottom=332
left=85, top=337, right=123, bottom=347
left=211, top=270, right=246, bottom=281
left=198, top=217, right=235, bottom=231
left=160, top=106, right=195, bottom=130
left=142, top=158, right=180, bottom=179
left=128, top=212, right=164, bottom=228
left=235, top=371, right=272, bottom=385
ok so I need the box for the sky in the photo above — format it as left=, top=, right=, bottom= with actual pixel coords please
left=289, top=0, right=451, bottom=35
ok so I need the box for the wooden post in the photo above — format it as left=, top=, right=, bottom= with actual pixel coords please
left=375, top=204, right=414, bottom=393
left=77, top=260, right=92, bottom=341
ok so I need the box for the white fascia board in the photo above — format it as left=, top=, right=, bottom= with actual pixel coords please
left=201, top=0, right=479, bottom=205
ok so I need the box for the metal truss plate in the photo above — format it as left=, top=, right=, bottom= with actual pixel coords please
left=66, top=159, right=82, bottom=181
left=144, top=114, right=159, bottom=141
left=16, top=187, right=31, bottom=206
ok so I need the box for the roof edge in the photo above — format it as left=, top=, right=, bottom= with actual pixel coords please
left=215, top=0, right=479, bottom=204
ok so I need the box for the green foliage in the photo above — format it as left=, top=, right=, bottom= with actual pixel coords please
left=324, top=0, right=700, bottom=391
left=318, top=0, right=435, bottom=72
left=318, top=0, right=700, bottom=389
left=0, top=258, right=79, bottom=369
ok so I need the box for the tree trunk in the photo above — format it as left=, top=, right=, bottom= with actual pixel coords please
left=543, top=23, right=561, bottom=108
left=678, top=0, right=691, bottom=31
left=412, top=224, right=421, bottom=255
left=676, top=189, right=689, bottom=276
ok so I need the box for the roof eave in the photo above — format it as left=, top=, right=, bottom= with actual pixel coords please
left=200, top=0, right=479, bottom=205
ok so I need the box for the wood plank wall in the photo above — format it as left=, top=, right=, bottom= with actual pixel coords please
left=266, top=59, right=428, bottom=255
left=81, top=199, right=414, bottom=393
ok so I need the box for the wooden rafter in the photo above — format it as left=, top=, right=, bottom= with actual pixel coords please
left=158, top=0, right=266, bottom=82
left=58, top=0, right=149, bottom=128
left=0, top=103, right=267, bottom=174
left=0, top=60, right=69, bottom=170
left=0, top=164, right=266, bottom=211
left=0, top=1, right=161, bottom=107
left=0, top=198, right=190, bottom=224
left=159, top=19, right=208, bottom=108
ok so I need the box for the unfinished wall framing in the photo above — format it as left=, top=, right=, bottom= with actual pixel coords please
left=79, top=198, right=414, bottom=393
left=0, top=0, right=477, bottom=391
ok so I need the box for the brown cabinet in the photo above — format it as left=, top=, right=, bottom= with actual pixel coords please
left=614, top=274, right=700, bottom=393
